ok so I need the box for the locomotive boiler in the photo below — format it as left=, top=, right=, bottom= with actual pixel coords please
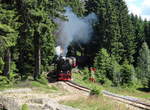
left=47, top=56, right=76, bottom=81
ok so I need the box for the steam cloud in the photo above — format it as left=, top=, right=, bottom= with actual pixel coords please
left=55, top=7, right=97, bottom=56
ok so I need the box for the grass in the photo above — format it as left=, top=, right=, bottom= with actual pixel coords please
left=0, top=75, right=59, bottom=93
left=73, top=73, right=150, bottom=100
left=61, top=96, right=130, bottom=110
left=72, top=73, right=103, bottom=91
left=105, top=87, right=150, bottom=99
left=67, top=73, right=150, bottom=110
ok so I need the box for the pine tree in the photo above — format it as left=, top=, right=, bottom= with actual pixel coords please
left=0, top=2, right=19, bottom=76
left=120, top=60, right=135, bottom=86
left=85, top=0, right=125, bottom=63
left=114, top=0, right=136, bottom=63
left=15, top=0, right=65, bottom=79
left=94, top=48, right=112, bottom=83
left=144, top=20, right=150, bottom=48
left=137, top=42, right=150, bottom=87
left=130, top=14, right=144, bottom=65
left=64, top=0, right=85, bottom=16
left=111, top=56, right=122, bottom=86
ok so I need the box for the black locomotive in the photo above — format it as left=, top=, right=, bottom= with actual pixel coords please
left=47, top=56, right=76, bottom=81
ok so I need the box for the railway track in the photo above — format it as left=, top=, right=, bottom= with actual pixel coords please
left=64, top=80, right=150, bottom=110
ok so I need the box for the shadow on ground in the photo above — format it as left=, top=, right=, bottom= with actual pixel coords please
left=137, top=88, right=150, bottom=92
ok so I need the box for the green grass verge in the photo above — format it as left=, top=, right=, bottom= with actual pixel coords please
left=105, top=87, right=150, bottom=99
left=73, top=73, right=150, bottom=99
left=72, top=73, right=103, bottom=91
left=61, top=96, right=129, bottom=110
left=0, top=76, right=59, bottom=93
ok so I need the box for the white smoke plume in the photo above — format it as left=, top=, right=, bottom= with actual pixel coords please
left=55, top=7, right=97, bottom=56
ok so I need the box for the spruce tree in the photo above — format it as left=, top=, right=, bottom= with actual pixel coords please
left=130, top=14, right=144, bottom=65
left=120, top=60, right=135, bottom=86
left=114, top=0, right=136, bottom=63
left=85, top=0, right=125, bottom=63
left=94, top=48, right=112, bottom=83
left=0, top=2, right=19, bottom=76
left=144, top=20, right=150, bottom=48
left=137, top=42, right=150, bottom=87
left=15, top=0, right=64, bottom=79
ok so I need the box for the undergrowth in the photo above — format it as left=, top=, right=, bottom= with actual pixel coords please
left=0, top=73, right=58, bottom=93
left=73, top=73, right=150, bottom=99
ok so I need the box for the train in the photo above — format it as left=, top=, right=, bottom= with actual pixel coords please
left=47, top=55, right=95, bottom=82
left=47, top=56, right=77, bottom=81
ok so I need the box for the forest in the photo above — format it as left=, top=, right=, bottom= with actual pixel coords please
left=0, top=0, right=150, bottom=89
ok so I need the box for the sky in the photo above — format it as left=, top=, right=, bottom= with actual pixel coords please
left=125, top=0, right=150, bottom=20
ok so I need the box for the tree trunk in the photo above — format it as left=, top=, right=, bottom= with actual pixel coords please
left=34, top=32, right=41, bottom=80
left=3, top=48, right=11, bottom=76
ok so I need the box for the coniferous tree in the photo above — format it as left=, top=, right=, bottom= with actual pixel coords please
left=64, top=0, right=85, bottom=16
left=15, top=0, right=64, bottom=79
left=94, top=48, right=112, bottom=84
left=114, top=0, right=136, bottom=63
left=0, top=2, right=19, bottom=76
left=130, top=14, right=144, bottom=65
left=120, top=60, right=135, bottom=86
left=137, top=42, right=150, bottom=87
left=144, top=20, right=150, bottom=48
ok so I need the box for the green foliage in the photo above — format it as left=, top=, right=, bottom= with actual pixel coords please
left=111, top=57, right=121, bottom=86
left=37, top=73, right=48, bottom=85
left=0, top=4, right=19, bottom=49
left=120, top=60, right=135, bottom=87
left=8, top=72, right=18, bottom=84
left=137, top=42, right=150, bottom=88
left=130, top=14, right=144, bottom=64
left=0, top=76, right=9, bottom=85
left=144, top=20, right=150, bottom=48
left=0, top=72, right=18, bottom=86
left=64, top=0, right=85, bottom=16
left=94, top=48, right=112, bottom=83
left=0, top=57, right=4, bottom=73
left=90, top=86, right=101, bottom=96
left=85, top=0, right=136, bottom=63
left=94, top=48, right=136, bottom=87
left=80, top=68, right=90, bottom=81
left=21, top=104, right=29, bottom=110
left=0, top=0, right=149, bottom=89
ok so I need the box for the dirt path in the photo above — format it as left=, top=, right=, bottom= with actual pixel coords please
left=49, top=81, right=89, bottom=102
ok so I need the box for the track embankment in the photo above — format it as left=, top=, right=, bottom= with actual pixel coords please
left=64, top=81, right=150, bottom=110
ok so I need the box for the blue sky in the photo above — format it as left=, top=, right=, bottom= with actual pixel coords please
left=125, top=0, right=150, bottom=20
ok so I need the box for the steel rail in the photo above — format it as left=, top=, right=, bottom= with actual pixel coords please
left=64, top=81, right=150, bottom=110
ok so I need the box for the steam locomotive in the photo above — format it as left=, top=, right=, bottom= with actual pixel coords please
left=47, top=56, right=76, bottom=81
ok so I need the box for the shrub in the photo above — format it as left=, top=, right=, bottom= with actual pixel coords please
left=137, top=42, right=150, bottom=88
left=120, top=60, right=135, bottom=86
left=0, top=76, right=9, bottom=85
left=22, top=104, right=29, bottom=110
left=94, top=48, right=112, bottom=83
left=90, top=86, right=101, bottom=96
left=37, top=73, right=48, bottom=85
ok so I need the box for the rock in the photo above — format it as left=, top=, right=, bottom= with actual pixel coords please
left=57, top=104, right=80, bottom=110
left=0, top=96, right=21, bottom=110
left=0, top=88, right=32, bottom=94
left=0, top=88, right=80, bottom=110
left=28, top=103, right=43, bottom=110
left=28, top=98, right=80, bottom=110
